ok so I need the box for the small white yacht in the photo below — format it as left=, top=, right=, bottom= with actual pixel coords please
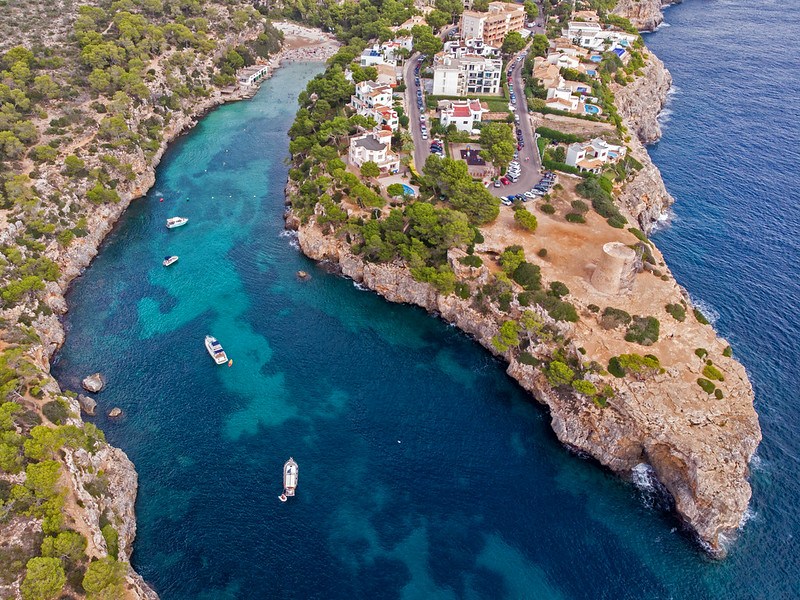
left=163, top=256, right=179, bottom=267
left=166, top=217, right=188, bottom=229
left=204, top=335, right=228, bottom=365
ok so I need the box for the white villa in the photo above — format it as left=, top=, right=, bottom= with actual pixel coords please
left=438, top=99, right=488, bottom=133
left=442, top=38, right=501, bottom=58
left=562, top=21, right=637, bottom=52
left=348, top=130, right=400, bottom=175
left=565, top=138, right=627, bottom=173
left=532, top=55, right=599, bottom=115
left=237, top=64, right=269, bottom=86
left=432, top=52, right=503, bottom=96
left=350, top=80, right=399, bottom=131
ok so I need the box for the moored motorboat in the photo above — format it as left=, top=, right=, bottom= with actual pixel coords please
left=279, top=457, right=298, bottom=502
left=166, top=216, right=188, bottom=229
left=163, top=255, right=179, bottom=267
left=204, top=335, right=228, bottom=365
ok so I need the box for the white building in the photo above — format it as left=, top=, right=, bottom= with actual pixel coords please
left=438, top=99, right=488, bottom=132
left=381, top=38, right=413, bottom=63
left=460, top=2, right=525, bottom=47
left=348, top=130, right=400, bottom=175
left=432, top=53, right=503, bottom=96
left=562, top=21, right=637, bottom=51
left=237, top=64, right=269, bottom=86
left=350, top=80, right=399, bottom=131
left=360, top=46, right=386, bottom=67
left=565, top=138, right=627, bottom=173
left=442, top=38, right=501, bottom=58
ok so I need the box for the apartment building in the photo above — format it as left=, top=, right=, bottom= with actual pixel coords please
left=460, top=2, right=525, bottom=48
left=432, top=52, right=503, bottom=96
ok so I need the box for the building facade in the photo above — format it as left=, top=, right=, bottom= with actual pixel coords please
left=350, top=80, right=399, bottom=131
left=432, top=53, right=503, bottom=96
left=348, top=130, right=400, bottom=175
left=438, top=99, right=487, bottom=132
left=460, top=2, right=525, bottom=47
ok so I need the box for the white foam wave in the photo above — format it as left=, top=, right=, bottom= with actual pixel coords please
left=654, top=21, right=671, bottom=31
left=631, top=463, right=656, bottom=493
left=658, top=108, right=673, bottom=127
left=740, top=506, right=757, bottom=526
left=278, top=229, right=299, bottom=249
left=649, top=209, right=675, bottom=234
left=689, top=296, right=720, bottom=325
left=353, top=281, right=368, bottom=291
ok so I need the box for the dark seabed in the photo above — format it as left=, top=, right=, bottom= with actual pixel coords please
left=53, top=3, right=800, bottom=596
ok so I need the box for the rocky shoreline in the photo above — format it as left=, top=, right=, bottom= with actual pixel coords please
left=283, top=11, right=760, bottom=556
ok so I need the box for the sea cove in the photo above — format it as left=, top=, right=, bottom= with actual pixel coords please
left=50, top=11, right=796, bottom=590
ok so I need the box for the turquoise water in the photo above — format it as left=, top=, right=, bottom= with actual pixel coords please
left=53, top=6, right=800, bottom=594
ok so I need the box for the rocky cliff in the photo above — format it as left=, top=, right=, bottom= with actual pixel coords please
left=289, top=214, right=760, bottom=557
left=613, top=0, right=680, bottom=32
left=615, top=48, right=675, bottom=231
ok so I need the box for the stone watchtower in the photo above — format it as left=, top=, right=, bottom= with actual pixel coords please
left=591, top=242, right=639, bottom=295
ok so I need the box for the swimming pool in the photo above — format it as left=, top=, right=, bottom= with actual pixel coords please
left=590, top=55, right=602, bottom=63
left=584, top=104, right=600, bottom=115
left=402, top=184, right=416, bottom=196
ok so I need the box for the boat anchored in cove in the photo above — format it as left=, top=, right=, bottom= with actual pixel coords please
left=166, top=216, right=188, bottom=229
left=163, top=255, right=179, bottom=267
left=204, top=335, right=228, bottom=365
left=279, top=458, right=298, bottom=502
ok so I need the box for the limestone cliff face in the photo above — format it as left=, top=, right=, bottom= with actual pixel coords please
left=615, top=50, right=675, bottom=231
left=290, top=216, right=760, bottom=557
left=613, top=0, right=679, bottom=32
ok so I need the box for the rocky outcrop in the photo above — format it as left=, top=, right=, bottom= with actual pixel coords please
left=78, top=394, right=97, bottom=416
left=613, top=0, right=679, bottom=32
left=81, top=372, right=105, bottom=393
left=292, top=217, right=760, bottom=557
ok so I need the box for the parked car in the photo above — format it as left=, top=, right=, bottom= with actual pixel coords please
left=421, top=132, right=428, bottom=140
left=524, top=191, right=536, bottom=199
left=500, top=177, right=510, bottom=185
left=493, top=180, right=502, bottom=188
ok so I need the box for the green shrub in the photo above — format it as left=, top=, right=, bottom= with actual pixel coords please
left=625, top=316, right=660, bottom=346
left=42, top=400, right=69, bottom=425
left=455, top=282, right=471, bottom=299
left=697, top=378, right=716, bottom=394
left=695, top=348, right=708, bottom=359
left=514, top=208, right=538, bottom=231
left=492, top=320, right=521, bottom=352
left=570, top=199, right=589, bottom=213
left=702, top=364, right=725, bottom=382
left=714, top=389, right=724, bottom=399
left=607, top=215, right=627, bottom=228
left=517, top=291, right=533, bottom=306
left=101, top=524, right=119, bottom=560
left=518, top=352, right=540, bottom=367
left=571, top=379, right=597, bottom=396
left=512, top=262, right=541, bottom=290
left=537, top=248, right=547, bottom=258
left=540, top=203, right=556, bottom=215
left=20, top=557, right=65, bottom=600
left=600, top=307, right=631, bottom=329
left=549, top=281, right=569, bottom=298
left=665, top=303, right=686, bottom=322
left=628, top=227, right=650, bottom=244
left=565, top=212, right=585, bottom=223
left=694, top=308, right=710, bottom=325
left=587, top=304, right=600, bottom=313
left=499, top=245, right=526, bottom=274
left=458, top=255, right=483, bottom=268
left=545, top=361, right=574, bottom=386
left=723, top=346, right=733, bottom=358
left=609, top=353, right=661, bottom=378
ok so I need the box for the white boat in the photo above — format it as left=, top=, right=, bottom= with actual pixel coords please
left=163, top=256, right=179, bottom=267
left=204, top=335, right=228, bottom=365
left=166, top=217, right=188, bottom=229
left=279, top=457, right=298, bottom=502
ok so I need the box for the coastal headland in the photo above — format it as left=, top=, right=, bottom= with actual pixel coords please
left=283, top=0, right=760, bottom=557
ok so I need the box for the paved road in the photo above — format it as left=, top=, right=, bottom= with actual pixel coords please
left=403, top=53, right=430, bottom=173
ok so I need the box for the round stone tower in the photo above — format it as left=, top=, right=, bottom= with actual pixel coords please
left=591, top=242, right=639, bottom=295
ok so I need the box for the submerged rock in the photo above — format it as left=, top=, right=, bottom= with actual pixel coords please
left=78, top=394, right=97, bottom=416
left=82, top=372, right=105, bottom=393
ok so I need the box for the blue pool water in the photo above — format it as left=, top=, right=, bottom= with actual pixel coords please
left=402, top=183, right=416, bottom=196
left=584, top=104, right=600, bottom=114
left=52, top=1, right=800, bottom=595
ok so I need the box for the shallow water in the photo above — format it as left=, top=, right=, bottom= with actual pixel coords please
left=53, top=4, right=800, bottom=596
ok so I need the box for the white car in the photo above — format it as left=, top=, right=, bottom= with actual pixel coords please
left=422, top=132, right=428, bottom=140
left=524, top=191, right=536, bottom=199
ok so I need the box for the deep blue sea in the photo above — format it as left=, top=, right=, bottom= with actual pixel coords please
left=52, top=2, right=800, bottom=597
